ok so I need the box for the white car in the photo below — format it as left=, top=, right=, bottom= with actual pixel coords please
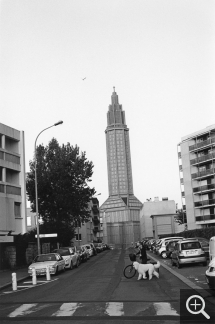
left=28, top=253, right=65, bottom=276
left=52, top=247, right=80, bottom=269
left=158, top=237, right=184, bottom=258
left=82, top=244, right=94, bottom=257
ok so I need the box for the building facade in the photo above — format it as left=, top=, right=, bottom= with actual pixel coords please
left=178, top=124, right=215, bottom=229
left=74, top=197, right=101, bottom=246
left=0, top=123, right=27, bottom=243
left=100, top=88, right=142, bottom=247
left=140, top=197, right=183, bottom=239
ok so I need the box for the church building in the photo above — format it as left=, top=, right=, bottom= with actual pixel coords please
left=100, top=88, right=142, bottom=247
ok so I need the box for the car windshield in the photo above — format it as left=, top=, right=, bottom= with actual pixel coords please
left=181, top=242, right=201, bottom=250
left=34, top=254, right=56, bottom=262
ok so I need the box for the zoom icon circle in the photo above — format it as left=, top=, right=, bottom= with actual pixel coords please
left=186, top=295, right=210, bottom=320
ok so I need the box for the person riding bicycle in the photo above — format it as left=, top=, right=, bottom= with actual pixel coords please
left=135, top=241, right=147, bottom=264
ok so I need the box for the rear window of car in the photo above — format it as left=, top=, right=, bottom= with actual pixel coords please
left=181, top=242, right=201, bottom=250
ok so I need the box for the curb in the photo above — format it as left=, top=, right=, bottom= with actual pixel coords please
left=148, top=253, right=215, bottom=305
left=0, top=275, right=29, bottom=291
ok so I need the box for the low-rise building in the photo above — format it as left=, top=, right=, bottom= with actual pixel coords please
left=140, top=197, right=184, bottom=239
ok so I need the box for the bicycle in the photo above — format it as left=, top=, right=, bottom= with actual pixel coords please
left=123, top=253, right=137, bottom=279
left=123, top=262, right=136, bottom=279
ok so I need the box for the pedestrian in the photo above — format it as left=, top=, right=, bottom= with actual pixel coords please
left=136, top=242, right=147, bottom=264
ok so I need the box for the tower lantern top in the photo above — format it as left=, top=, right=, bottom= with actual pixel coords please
left=111, top=86, right=119, bottom=105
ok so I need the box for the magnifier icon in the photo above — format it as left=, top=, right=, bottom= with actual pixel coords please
left=186, top=295, right=210, bottom=320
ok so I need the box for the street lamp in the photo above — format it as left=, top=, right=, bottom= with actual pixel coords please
left=35, top=120, right=63, bottom=254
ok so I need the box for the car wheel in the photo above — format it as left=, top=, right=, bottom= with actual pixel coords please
left=203, top=261, right=207, bottom=266
left=63, top=266, right=66, bottom=272
left=161, top=251, right=167, bottom=259
left=70, top=261, right=73, bottom=270
left=55, top=266, right=58, bottom=275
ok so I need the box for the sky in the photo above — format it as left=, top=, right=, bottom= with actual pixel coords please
left=0, top=0, right=215, bottom=209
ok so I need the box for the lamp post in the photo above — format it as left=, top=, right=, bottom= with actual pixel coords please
left=34, top=120, right=63, bottom=254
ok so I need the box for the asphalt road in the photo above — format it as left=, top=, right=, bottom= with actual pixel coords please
left=0, top=247, right=214, bottom=324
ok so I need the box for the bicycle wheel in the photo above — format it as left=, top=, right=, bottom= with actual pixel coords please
left=123, top=264, right=136, bottom=279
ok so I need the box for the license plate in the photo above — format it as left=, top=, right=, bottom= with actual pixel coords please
left=186, top=250, right=197, bottom=255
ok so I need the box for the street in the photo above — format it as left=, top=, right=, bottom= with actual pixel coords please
left=0, top=247, right=215, bottom=324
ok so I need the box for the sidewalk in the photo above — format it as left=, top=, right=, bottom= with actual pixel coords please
left=0, top=266, right=29, bottom=290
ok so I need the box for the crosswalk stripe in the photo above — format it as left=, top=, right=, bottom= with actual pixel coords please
left=105, top=302, right=124, bottom=316
left=8, top=304, right=37, bottom=317
left=51, top=303, right=81, bottom=316
left=154, top=302, right=179, bottom=315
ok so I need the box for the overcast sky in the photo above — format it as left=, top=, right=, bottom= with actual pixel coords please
left=1, top=0, right=215, bottom=208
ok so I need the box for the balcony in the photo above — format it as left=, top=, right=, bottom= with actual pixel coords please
left=191, top=168, right=215, bottom=180
left=193, top=183, right=215, bottom=194
left=189, top=137, right=215, bottom=152
left=194, top=198, right=215, bottom=208
left=92, top=216, right=100, bottom=224
left=190, top=152, right=215, bottom=166
left=196, top=214, right=215, bottom=222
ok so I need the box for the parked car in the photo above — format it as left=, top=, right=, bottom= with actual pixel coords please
left=93, top=243, right=103, bottom=253
left=205, top=257, right=215, bottom=289
left=76, top=246, right=88, bottom=263
left=89, top=243, right=97, bottom=256
left=80, top=245, right=92, bottom=258
left=194, top=237, right=209, bottom=258
left=157, top=237, right=184, bottom=258
left=52, top=247, right=80, bottom=269
left=28, top=253, right=65, bottom=276
left=171, top=238, right=207, bottom=268
left=205, top=237, right=215, bottom=289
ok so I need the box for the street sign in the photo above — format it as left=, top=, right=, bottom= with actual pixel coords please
left=35, top=234, right=57, bottom=238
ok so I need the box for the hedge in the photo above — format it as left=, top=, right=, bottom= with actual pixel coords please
left=159, top=226, right=215, bottom=241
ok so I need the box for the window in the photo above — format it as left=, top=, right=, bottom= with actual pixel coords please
left=75, top=234, right=82, bottom=241
left=27, top=217, right=31, bottom=226
left=14, top=202, right=21, bottom=217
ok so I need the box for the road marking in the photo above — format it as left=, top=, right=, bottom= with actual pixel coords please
left=8, top=304, right=37, bottom=317
left=154, top=302, right=178, bottom=315
left=51, top=303, right=82, bottom=316
left=105, top=302, right=124, bottom=316
left=3, top=302, right=180, bottom=318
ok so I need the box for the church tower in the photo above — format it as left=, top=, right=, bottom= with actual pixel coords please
left=100, top=88, right=142, bottom=247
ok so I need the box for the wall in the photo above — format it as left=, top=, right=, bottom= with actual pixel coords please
left=140, top=199, right=176, bottom=239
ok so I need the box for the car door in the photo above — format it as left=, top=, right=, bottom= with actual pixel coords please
left=56, top=253, right=64, bottom=270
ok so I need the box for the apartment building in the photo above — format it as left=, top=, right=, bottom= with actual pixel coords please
left=0, top=123, right=27, bottom=242
left=74, top=197, right=101, bottom=245
left=178, top=124, right=215, bottom=229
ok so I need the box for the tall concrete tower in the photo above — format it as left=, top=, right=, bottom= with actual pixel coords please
left=100, top=88, right=142, bottom=247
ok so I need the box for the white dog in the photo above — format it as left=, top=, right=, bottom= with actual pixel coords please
left=133, top=261, right=160, bottom=280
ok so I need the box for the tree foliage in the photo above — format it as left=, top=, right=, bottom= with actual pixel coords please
left=26, top=138, right=96, bottom=244
left=174, top=209, right=187, bottom=225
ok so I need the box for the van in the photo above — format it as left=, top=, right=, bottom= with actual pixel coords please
left=157, top=237, right=184, bottom=258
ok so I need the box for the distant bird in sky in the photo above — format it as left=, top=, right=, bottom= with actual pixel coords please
left=82, top=77, right=86, bottom=80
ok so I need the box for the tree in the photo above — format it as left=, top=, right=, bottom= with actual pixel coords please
left=174, top=209, right=187, bottom=225
left=26, top=138, right=96, bottom=245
